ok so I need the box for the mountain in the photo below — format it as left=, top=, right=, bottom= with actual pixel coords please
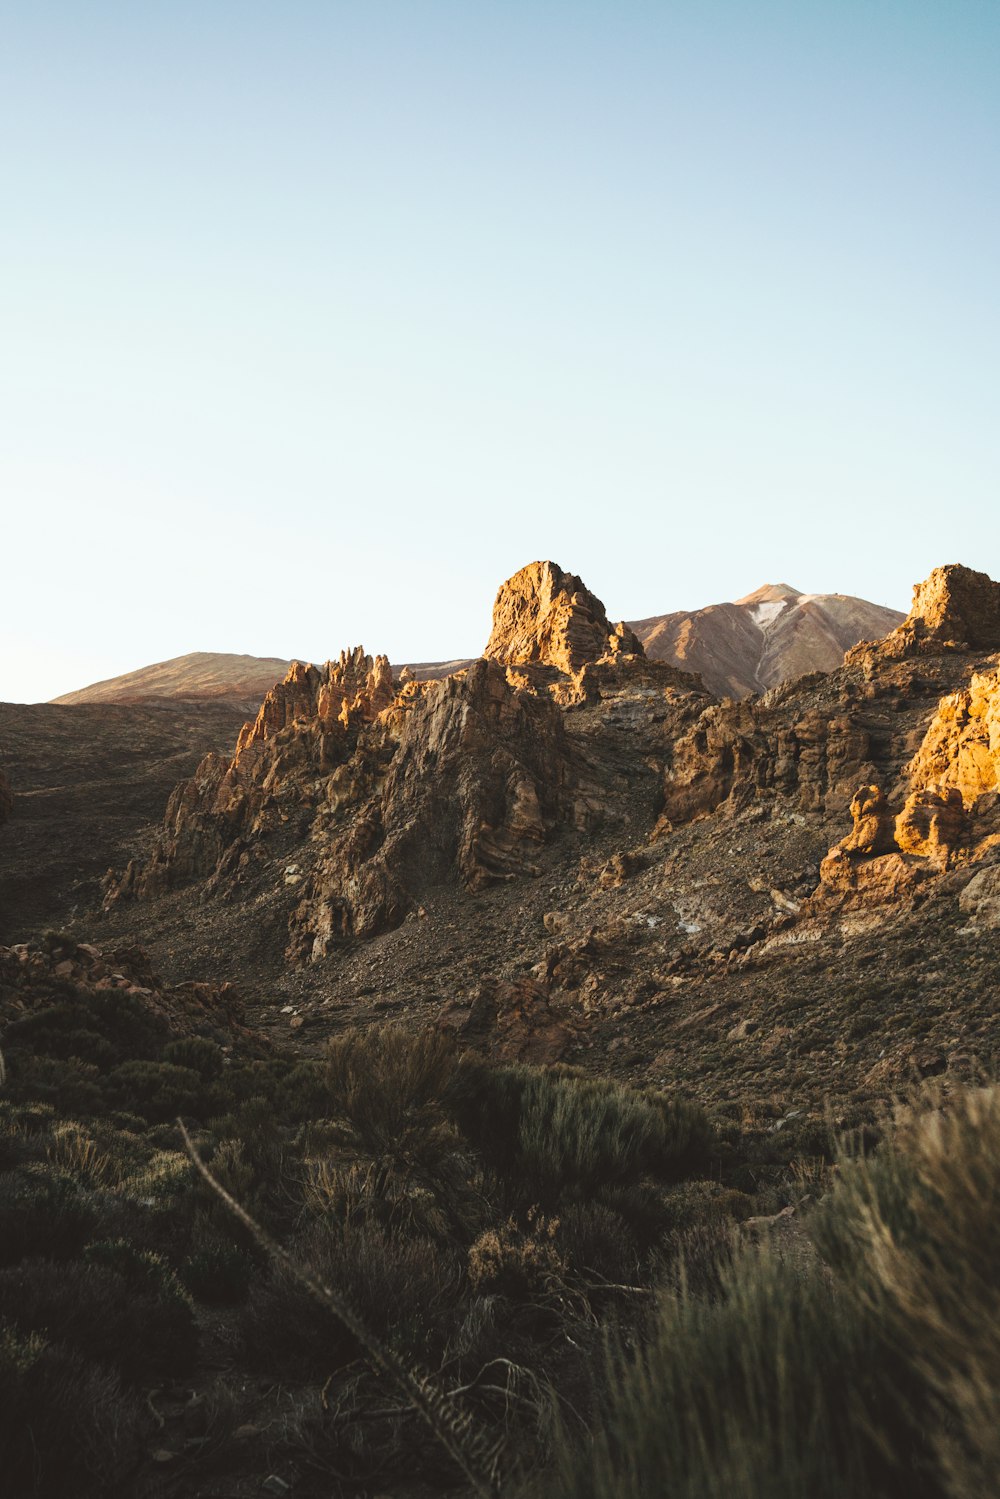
left=627, top=582, right=905, bottom=698
left=50, top=579, right=903, bottom=711
left=4, top=557, right=1000, bottom=1497
left=51, top=650, right=295, bottom=711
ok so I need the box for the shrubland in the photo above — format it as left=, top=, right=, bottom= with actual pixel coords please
left=1, top=963, right=997, bottom=1498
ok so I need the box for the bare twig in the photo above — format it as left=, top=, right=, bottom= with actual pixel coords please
left=178, top=1119, right=502, bottom=1498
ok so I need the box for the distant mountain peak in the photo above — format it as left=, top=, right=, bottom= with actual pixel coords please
left=735, top=583, right=803, bottom=607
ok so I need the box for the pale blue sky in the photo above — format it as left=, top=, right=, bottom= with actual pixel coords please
left=2, top=1, right=998, bottom=701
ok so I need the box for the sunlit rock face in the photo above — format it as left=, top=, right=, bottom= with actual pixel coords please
left=233, top=649, right=394, bottom=769
left=108, top=644, right=598, bottom=959
left=848, top=563, right=1000, bottom=669
left=485, top=560, right=642, bottom=674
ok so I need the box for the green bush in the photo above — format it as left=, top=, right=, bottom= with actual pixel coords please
left=163, top=1035, right=224, bottom=1080
left=105, top=1059, right=203, bottom=1122
left=812, top=1086, right=1000, bottom=1499
left=447, top=1059, right=713, bottom=1199
left=546, top=1248, right=927, bottom=1499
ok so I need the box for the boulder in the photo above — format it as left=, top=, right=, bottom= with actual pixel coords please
left=958, top=865, right=1000, bottom=928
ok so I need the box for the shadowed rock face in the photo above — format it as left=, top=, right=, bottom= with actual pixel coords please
left=485, top=560, right=642, bottom=673
left=0, top=768, right=11, bottom=827
left=109, top=649, right=614, bottom=958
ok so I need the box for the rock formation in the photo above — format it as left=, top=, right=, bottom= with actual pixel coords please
left=106, top=563, right=715, bottom=963
left=848, top=563, right=1000, bottom=668
left=485, top=561, right=642, bottom=672
left=285, top=659, right=588, bottom=960
left=233, top=649, right=395, bottom=769
left=0, top=768, right=11, bottom=828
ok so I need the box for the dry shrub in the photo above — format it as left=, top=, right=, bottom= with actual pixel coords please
left=238, top=1217, right=460, bottom=1377
left=447, top=1058, right=713, bottom=1200
left=324, top=1024, right=460, bottom=1163
left=468, top=1211, right=566, bottom=1300
left=0, top=1324, right=146, bottom=1498
left=813, top=1083, right=1000, bottom=1498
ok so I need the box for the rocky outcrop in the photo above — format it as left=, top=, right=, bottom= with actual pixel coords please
left=659, top=689, right=879, bottom=826
left=849, top=564, right=1000, bottom=668
left=959, top=865, right=1000, bottom=928
left=894, top=786, right=969, bottom=863
left=905, top=668, right=1000, bottom=811
left=286, top=659, right=588, bottom=960
left=814, top=646, right=1000, bottom=906
left=234, top=649, right=394, bottom=769
left=112, top=644, right=602, bottom=961
left=0, top=768, right=11, bottom=828
left=485, top=561, right=642, bottom=673
left=0, top=935, right=264, bottom=1052
left=833, top=784, right=898, bottom=857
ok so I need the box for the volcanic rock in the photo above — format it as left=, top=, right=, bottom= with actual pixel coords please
left=894, top=786, right=969, bottom=865
left=485, top=561, right=642, bottom=673
left=286, top=658, right=586, bottom=959
left=904, top=667, right=1000, bottom=812
left=834, top=785, right=898, bottom=857
left=849, top=564, right=1000, bottom=668
left=959, top=865, right=1000, bottom=928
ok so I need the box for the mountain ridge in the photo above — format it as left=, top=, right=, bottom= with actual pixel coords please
left=49, top=578, right=905, bottom=708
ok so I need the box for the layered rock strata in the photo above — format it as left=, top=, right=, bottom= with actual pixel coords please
left=485, top=560, right=642, bottom=672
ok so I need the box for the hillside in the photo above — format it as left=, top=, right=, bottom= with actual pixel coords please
left=628, top=582, right=905, bottom=698
left=51, top=651, right=294, bottom=710
left=3, top=556, right=1000, bottom=1498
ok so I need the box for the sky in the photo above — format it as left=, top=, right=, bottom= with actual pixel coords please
left=2, top=0, right=998, bottom=702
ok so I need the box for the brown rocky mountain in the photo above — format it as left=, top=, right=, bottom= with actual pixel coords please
left=4, top=556, right=1000, bottom=1498
left=51, top=651, right=296, bottom=711
left=2, top=556, right=997, bottom=1109
left=628, top=581, right=905, bottom=698
left=49, top=572, right=902, bottom=713
left=63, top=557, right=993, bottom=1109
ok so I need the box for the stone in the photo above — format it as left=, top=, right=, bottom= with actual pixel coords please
left=958, top=865, right=1000, bottom=927
left=485, top=560, right=643, bottom=673
left=456, top=976, right=580, bottom=1064
left=895, top=786, right=969, bottom=864
left=836, top=785, right=898, bottom=857
left=905, top=667, right=1000, bottom=812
